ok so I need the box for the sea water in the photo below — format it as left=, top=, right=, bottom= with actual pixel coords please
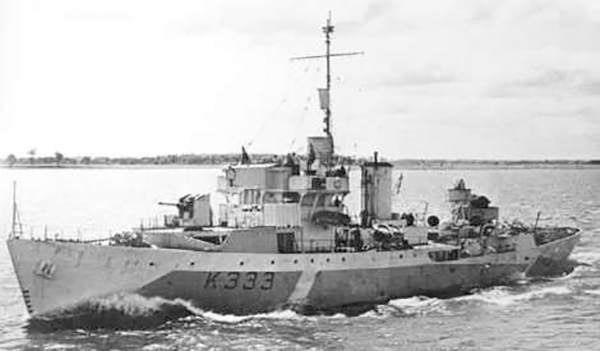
left=0, top=167, right=598, bottom=350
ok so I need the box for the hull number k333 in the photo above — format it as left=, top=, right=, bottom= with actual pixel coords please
left=204, top=272, right=275, bottom=290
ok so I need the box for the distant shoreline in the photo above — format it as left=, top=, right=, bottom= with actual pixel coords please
left=1, top=163, right=221, bottom=170
left=390, top=160, right=600, bottom=170
left=3, top=161, right=599, bottom=171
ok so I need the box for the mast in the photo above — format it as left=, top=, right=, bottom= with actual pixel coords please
left=323, top=13, right=333, bottom=136
left=291, top=13, right=363, bottom=140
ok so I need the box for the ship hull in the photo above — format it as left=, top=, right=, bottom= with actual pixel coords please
left=7, top=238, right=539, bottom=317
left=527, top=230, right=582, bottom=277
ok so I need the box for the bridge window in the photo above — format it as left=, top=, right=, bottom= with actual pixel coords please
left=283, top=192, right=300, bottom=204
left=242, top=189, right=261, bottom=205
left=316, top=194, right=334, bottom=207
left=264, top=192, right=282, bottom=204
left=311, top=177, right=326, bottom=190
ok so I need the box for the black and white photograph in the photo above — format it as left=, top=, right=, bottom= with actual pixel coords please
left=1, top=0, right=599, bottom=349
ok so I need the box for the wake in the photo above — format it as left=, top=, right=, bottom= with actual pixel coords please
left=27, top=294, right=197, bottom=332
left=26, top=294, right=310, bottom=332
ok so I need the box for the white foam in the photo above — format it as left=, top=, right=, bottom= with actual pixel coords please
left=200, top=311, right=251, bottom=323
left=86, top=293, right=200, bottom=317
left=457, top=285, right=572, bottom=306
left=389, top=296, right=438, bottom=308
left=515, top=285, right=572, bottom=300
left=200, top=309, right=304, bottom=324
left=116, top=331, right=143, bottom=336
left=355, top=309, right=383, bottom=319
left=90, top=294, right=163, bottom=315
left=253, top=309, right=303, bottom=320
left=85, top=294, right=332, bottom=323
left=571, top=251, right=600, bottom=265
left=388, top=296, right=445, bottom=314
left=455, top=287, right=512, bottom=306
left=566, top=265, right=597, bottom=279
left=583, top=289, right=600, bottom=296
left=44, top=344, right=77, bottom=350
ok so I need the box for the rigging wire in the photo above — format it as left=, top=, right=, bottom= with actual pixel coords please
left=331, top=55, right=365, bottom=159
left=288, top=95, right=313, bottom=151
left=245, top=96, right=288, bottom=149
left=245, top=60, right=314, bottom=150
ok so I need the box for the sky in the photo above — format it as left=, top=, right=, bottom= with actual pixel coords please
left=1, top=0, right=599, bottom=160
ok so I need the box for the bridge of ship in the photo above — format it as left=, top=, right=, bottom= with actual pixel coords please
left=212, top=163, right=352, bottom=252
left=218, top=164, right=348, bottom=223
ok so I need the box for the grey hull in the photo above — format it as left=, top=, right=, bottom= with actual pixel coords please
left=137, top=262, right=527, bottom=315
left=527, top=231, right=581, bottom=277
left=7, top=238, right=539, bottom=316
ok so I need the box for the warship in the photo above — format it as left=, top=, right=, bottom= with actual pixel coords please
left=6, top=17, right=575, bottom=318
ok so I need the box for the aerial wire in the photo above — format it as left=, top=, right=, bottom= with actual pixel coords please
left=245, top=59, right=313, bottom=150
left=288, top=95, right=313, bottom=151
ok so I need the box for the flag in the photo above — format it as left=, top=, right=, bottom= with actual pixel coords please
left=307, top=143, right=316, bottom=168
left=394, top=173, right=404, bottom=194
left=241, top=146, right=251, bottom=165
left=318, top=88, right=329, bottom=111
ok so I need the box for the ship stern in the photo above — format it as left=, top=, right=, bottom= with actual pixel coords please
left=528, top=229, right=582, bottom=276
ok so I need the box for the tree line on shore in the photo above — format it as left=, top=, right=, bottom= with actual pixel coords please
left=3, top=152, right=357, bottom=167
left=3, top=152, right=599, bottom=168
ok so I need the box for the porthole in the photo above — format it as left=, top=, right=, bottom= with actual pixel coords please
left=190, top=262, right=195, bottom=266
left=293, top=259, right=298, bottom=264
left=149, top=262, right=155, bottom=266
left=326, top=258, right=330, bottom=263
left=310, top=258, right=314, bottom=263
left=270, top=260, right=275, bottom=265
left=399, top=254, right=403, bottom=259
left=239, top=261, right=244, bottom=266
left=341, top=257, right=346, bottom=262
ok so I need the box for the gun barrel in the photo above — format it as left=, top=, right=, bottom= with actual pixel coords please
left=158, top=202, right=179, bottom=206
